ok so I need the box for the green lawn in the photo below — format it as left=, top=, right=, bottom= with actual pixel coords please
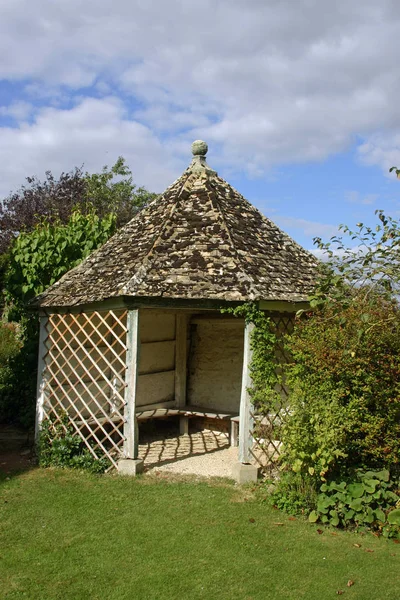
left=0, top=468, right=398, bottom=600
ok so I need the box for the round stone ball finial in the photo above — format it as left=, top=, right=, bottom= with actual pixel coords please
left=191, top=140, right=208, bottom=156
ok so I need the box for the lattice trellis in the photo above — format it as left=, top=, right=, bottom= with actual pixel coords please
left=249, top=312, right=295, bottom=476
left=40, top=310, right=128, bottom=470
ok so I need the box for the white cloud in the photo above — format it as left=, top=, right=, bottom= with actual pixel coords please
left=345, top=190, right=378, bottom=205
left=0, top=101, right=33, bottom=121
left=0, top=0, right=400, bottom=189
left=0, top=97, right=180, bottom=198
left=274, top=216, right=339, bottom=239
left=357, top=133, right=400, bottom=175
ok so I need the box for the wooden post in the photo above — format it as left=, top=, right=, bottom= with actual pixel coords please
left=175, top=313, right=189, bottom=435
left=123, top=309, right=140, bottom=459
left=238, top=321, right=255, bottom=463
left=35, top=315, right=48, bottom=444
left=175, top=313, right=187, bottom=408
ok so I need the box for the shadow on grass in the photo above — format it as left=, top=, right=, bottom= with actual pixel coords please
left=0, top=425, right=37, bottom=481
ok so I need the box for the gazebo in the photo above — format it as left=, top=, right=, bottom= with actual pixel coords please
left=34, top=140, right=317, bottom=481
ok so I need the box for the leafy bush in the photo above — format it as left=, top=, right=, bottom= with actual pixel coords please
left=309, top=469, right=400, bottom=538
left=0, top=209, right=117, bottom=429
left=6, top=209, right=116, bottom=305
left=39, top=414, right=110, bottom=474
left=0, top=156, right=155, bottom=255
left=281, top=297, right=400, bottom=480
left=0, top=319, right=31, bottom=426
left=0, top=320, right=23, bottom=365
left=267, top=471, right=318, bottom=516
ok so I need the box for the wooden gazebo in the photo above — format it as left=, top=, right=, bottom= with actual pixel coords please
left=34, top=140, right=317, bottom=481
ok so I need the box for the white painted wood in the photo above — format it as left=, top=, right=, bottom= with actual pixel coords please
left=136, top=370, right=175, bottom=407
left=238, top=321, right=255, bottom=463
left=124, top=310, right=140, bottom=459
left=43, top=310, right=128, bottom=470
left=139, top=340, right=176, bottom=375
left=175, top=314, right=188, bottom=408
left=179, top=415, right=189, bottom=435
left=35, top=316, right=48, bottom=443
left=230, top=418, right=239, bottom=446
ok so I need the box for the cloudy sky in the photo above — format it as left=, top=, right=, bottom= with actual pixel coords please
left=1, top=0, right=400, bottom=250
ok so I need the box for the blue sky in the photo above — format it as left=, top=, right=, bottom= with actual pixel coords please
left=1, top=0, right=400, bottom=252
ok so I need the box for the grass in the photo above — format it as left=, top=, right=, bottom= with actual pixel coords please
left=0, top=468, right=399, bottom=600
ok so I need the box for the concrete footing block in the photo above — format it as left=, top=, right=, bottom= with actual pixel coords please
left=118, top=458, right=144, bottom=476
left=232, top=462, right=259, bottom=484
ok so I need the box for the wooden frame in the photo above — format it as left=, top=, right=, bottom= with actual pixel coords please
left=38, top=310, right=128, bottom=470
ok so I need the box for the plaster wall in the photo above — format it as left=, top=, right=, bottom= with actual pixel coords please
left=187, top=319, right=244, bottom=413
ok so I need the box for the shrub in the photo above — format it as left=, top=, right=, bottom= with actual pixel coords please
left=38, top=414, right=110, bottom=474
left=309, top=469, right=400, bottom=538
left=0, top=320, right=23, bottom=365
left=267, top=471, right=318, bottom=516
left=281, top=297, right=400, bottom=480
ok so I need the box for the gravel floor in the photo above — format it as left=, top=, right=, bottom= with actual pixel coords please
left=138, top=421, right=238, bottom=479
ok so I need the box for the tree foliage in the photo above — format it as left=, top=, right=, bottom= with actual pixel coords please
left=311, top=210, right=400, bottom=311
left=282, top=298, right=400, bottom=479
left=280, top=211, right=400, bottom=481
left=0, top=157, right=156, bottom=254
left=6, top=210, right=116, bottom=306
left=0, top=157, right=155, bottom=429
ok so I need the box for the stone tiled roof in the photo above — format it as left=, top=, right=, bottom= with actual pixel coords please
left=35, top=141, right=318, bottom=308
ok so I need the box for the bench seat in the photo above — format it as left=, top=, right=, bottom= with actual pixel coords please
left=136, top=405, right=239, bottom=445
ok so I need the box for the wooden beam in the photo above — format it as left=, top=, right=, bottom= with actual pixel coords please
left=258, top=300, right=310, bottom=313
left=175, top=314, right=188, bottom=409
left=123, top=310, right=140, bottom=459
left=35, top=316, right=48, bottom=443
left=238, top=321, right=255, bottom=463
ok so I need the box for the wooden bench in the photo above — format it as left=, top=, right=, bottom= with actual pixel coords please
left=136, top=405, right=239, bottom=446
left=77, top=406, right=240, bottom=446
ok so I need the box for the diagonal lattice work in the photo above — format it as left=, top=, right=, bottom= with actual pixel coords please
left=41, top=310, right=128, bottom=470
left=250, top=312, right=295, bottom=476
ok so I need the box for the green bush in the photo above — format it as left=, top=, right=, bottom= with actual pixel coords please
left=39, top=414, right=110, bottom=474
left=281, top=298, right=400, bottom=480
left=267, top=471, right=318, bottom=516
left=309, top=469, right=400, bottom=538
left=0, top=209, right=118, bottom=430
left=6, top=209, right=116, bottom=305
left=0, top=319, right=30, bottom=426
left=0, top=320, right=23, bottom=365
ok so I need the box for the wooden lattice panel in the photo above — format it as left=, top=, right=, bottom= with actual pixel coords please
left=250, top=313, right=295, bottom=475
left=42, top=310, right=128, bottom=470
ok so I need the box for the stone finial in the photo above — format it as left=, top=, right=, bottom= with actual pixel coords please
left=190, top=140, right=216, bottom=175
left=191, top=140, right=208, bottom=156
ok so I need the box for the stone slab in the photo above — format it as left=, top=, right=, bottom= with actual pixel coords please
left=118, top=458, right=144, bottom=476
left=232, top=461, right=259, bottom=484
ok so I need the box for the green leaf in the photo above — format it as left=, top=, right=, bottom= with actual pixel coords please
left=309, top=511, right=319, bottom=523
left=387, top=509, right=400, bottom=526
left=347, top=483, right=364, bottom=499
left=330, top=512, right=340, bottom=527
left=349, top=497, right=364, bottom=512
left=374, top=509, right=386, bottom=523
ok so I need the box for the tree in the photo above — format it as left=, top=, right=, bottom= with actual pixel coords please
left=280, top=210, right=400, bottom=481
left=0, top=158, right=156, bottom=428
left=6, top=210, right=116, bottom=307
left=0, top=157, right=156, bottom=254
